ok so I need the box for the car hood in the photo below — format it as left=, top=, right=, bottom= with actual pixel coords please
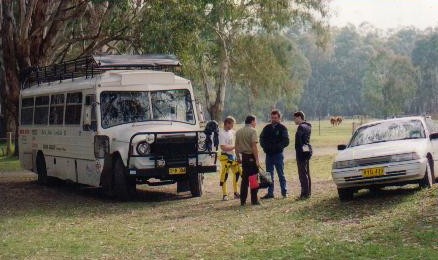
left=334, top=139, right=429, bottom=162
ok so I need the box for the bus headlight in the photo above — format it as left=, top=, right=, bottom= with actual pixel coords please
left=198, top=132, right=207, bottom=151
left=94, top=135, right=110, bottom=158
left=136, top=141, right=151, bottom=156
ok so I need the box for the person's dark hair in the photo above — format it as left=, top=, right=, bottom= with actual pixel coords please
left=245, top=115, right=256, bottom=124
left=271, top=109, right=282, bottom=118
left=294, top=111, right=305, bottom=120
left=223, top=116, right=235, bottom=125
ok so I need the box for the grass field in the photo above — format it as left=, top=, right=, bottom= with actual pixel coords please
left=0, top=119, right=437, bottom=259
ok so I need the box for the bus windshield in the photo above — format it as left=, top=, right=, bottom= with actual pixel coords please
left=100, top=89, right=195, bottom=128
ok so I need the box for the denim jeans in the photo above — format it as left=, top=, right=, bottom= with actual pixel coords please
left=297, top=159, right=311, bottom=197
left=266, top=153, right=287, bottom=196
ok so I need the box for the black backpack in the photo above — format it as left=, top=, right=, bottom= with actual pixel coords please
left=204, top=120, right=219, bottom=152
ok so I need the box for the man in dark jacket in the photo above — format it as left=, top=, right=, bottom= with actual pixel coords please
left=294, top=111, right=312, bottom=199
left=260, top=110, right=290, bottom=199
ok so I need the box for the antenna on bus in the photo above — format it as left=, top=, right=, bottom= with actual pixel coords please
left=20, top=54, right=182, bottom=89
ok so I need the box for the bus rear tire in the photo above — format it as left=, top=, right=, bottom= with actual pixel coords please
left=113, top=157, right=136, bottom=201
left=189, top=172, right=203, bottom=197
left=36, top=153, right=49, bottom=185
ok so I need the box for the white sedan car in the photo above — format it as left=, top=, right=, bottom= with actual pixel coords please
left=332, top=116, right=437, bottom=201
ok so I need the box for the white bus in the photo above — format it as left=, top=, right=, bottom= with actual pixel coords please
left=19, top=55, right=218, bottom=200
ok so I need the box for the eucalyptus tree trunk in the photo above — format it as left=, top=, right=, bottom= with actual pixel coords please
left=0, top=0, right=138, bottom=155
left=208, top=55, right=229, bottom=121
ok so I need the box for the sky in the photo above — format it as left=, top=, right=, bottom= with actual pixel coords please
left=330, top=0, right=438, bottom=30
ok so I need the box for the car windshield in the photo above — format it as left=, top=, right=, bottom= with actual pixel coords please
left=349, top=119, right=426, bottom=147
left=100, top=89, right=195, bottom=128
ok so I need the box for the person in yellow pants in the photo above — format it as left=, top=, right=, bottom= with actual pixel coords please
left=219, top=116, right=242, bottom=201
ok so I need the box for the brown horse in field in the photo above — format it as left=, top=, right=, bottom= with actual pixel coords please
left=330, top=116, right=343, bottom=127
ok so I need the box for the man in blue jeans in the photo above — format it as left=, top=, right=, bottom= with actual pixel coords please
left=260, top=110, right=290, bottom=199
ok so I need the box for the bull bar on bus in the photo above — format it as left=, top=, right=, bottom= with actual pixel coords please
left=126, top=131, right=218, bottom=179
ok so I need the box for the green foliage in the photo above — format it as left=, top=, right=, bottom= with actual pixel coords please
left=363, top=50, right=417, bottom=117
left=133, top=0, right=329, bottom=120
left=226, top=34, right=310, bottom=120
left=299, top=26, right=376, bottom=118
left=411, top=32, right=438, bottom=114
left=299, top=25, right=434, bottom=119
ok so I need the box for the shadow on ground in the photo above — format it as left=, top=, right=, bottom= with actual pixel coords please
left=0, top=175, right=199, bottom=218
left=295, top=185, right=423, bottom=222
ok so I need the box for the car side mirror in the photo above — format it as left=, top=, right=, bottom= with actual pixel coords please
left=337, top=144, right=347, bottom=151
left=430, top=133, right=438, bottom=140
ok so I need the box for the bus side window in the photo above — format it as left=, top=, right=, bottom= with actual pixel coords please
left=21, top=97, right=34, bottom=125
left=49, top=94, right=65, bottom=125
left=65, top=93, right=82, bottom=125
left=34, top=96, right=50, bottom=125
left=83, top=95, right=97, bottom=131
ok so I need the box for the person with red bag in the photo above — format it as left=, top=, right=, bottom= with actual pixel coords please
left=235, top=115, right=261, bottom=206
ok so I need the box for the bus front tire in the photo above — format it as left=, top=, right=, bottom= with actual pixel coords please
left=189, top=172, right=203, bottom=197
left=113, top=157, right=136, bottom=201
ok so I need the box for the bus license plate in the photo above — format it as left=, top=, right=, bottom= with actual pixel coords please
left=169, top=167, right=186, bottom=175
left=362, top=167, right=384, bottom=178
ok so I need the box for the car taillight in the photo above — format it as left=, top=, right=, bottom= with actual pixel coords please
left=94, top=135, right=110, bottom=158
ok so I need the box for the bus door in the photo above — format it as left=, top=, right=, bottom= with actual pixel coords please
left=75, top=94, right=100, bottom=186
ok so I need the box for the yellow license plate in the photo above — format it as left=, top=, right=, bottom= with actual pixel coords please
left=169, top=167, right=186, bottom=175
left=362, top=167, right=385, bottom=178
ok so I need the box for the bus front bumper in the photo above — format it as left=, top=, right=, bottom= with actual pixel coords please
left=128, top=165, right=217, bottom=180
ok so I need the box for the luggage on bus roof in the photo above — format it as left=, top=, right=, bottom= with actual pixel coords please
left=94, top=55, right=181, bottom=67
left=21, top=54, right=181, bottom=89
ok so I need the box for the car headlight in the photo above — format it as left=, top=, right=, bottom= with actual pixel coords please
left=332, top=160, right=357, bottom=169
left=136, top=141, right=151, bottom=156
left=391, top=152, right=420, bottom=162
left=198, top=132, right=207, bottom=151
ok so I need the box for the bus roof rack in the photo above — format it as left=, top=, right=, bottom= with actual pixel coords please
left=21, top=54, right=182, bottom=89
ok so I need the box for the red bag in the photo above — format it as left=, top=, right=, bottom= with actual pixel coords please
left=249, top=174, right=259, bottom=189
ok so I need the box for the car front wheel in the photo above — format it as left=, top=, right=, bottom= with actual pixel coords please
left=419, top=160, right=434, bottom=189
